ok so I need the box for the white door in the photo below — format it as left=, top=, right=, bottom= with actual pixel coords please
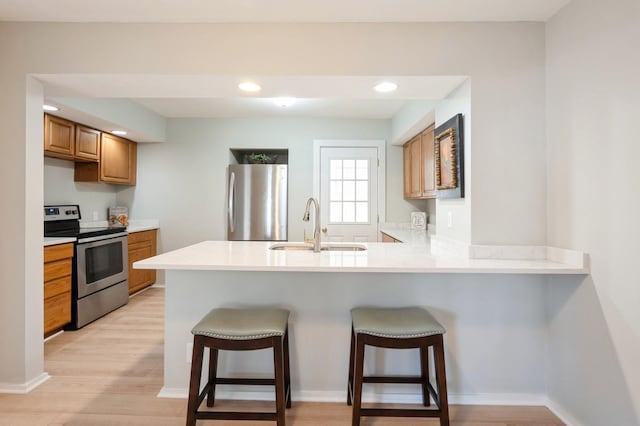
left=319, top=146, right=380, bottom=242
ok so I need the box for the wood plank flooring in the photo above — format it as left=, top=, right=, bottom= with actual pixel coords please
left=0, top=287, right=564, bottom=425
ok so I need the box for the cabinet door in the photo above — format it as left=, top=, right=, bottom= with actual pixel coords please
left=409, top=137, right=422, bottom=198
left=403, top=143, right=412, bottom=198
left=75, top=125, right=100, bottom=161
left=128, top=244, right=154, bottom=294
left=44, top=114, right=75, bottom=159
left=100, top=133, right=137, bottom=184
left=421, top=126, right=436, bottom=198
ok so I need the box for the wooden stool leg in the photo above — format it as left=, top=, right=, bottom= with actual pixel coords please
left=420, top=345, right=431, bottom=406
left=206, top=347, right=219, bottom=407
left=347, top=327, right=355, bottom=406
left=283, top=328, right=292, bottom=409
left=186, top=336, right=205, bottom=426
left=351, top=335, right=366, bottom=426
left=273, top=336, right=287, bottom=426
left=434, top=335, right=450, bottom=426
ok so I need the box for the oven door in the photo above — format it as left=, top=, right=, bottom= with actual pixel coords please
left=76, top=233, right=128, bottom=299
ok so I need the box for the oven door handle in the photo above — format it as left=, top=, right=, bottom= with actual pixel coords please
left=77, top=231, right=128, bottom=244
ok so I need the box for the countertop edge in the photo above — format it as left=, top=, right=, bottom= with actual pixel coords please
left=43, top=237, right=76, bottom=247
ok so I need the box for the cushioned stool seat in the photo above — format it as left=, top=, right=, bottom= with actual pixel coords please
left=186, top=308, right=292, bottom=426
left=348, top=307, right=450, bottom=426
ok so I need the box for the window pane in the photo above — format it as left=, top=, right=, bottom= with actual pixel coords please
left=356, top=160, right=368, bottom=180
left=330, top=180, right=342, bottom=201
left=343, top=202, right=355, bottom=222
left=330, top=160, right=342, bottom=179
left=343, top=180, right=355, bottom=201
left=343, top=160, right=355, bottom=179
left=355, top=202, right=369, bottom=223
left=355, top=181, right=368, bottom=201
left=330, top=202, right=342, bottom=222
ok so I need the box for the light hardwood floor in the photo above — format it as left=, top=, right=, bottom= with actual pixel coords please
left=0, top=287, right=563, bottom=425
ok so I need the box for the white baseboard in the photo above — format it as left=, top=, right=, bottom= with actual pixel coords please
left=545, top=398, right=584, bottom=426
left=0, top=372, right=50, bottom=394
left=158, top=386, right=546, bottom=407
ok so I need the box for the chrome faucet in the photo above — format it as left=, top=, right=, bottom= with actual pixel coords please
left=302, top=197, right=321, bottom=252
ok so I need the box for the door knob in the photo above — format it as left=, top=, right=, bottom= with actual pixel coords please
left=322, top=227, right=328, bottom=234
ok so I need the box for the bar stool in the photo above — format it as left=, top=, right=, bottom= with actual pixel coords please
left=347, top=307, right=449, bottom=426
left=186, top=308, right=292, bottom=426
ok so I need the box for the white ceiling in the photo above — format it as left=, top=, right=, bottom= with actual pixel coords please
left=0, top=0, right=570, bottom=23
left=39, top=75, right=468, bottom=119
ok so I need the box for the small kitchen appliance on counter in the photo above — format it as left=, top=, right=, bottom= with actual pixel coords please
left=44, top=204, right=129, bottom=329
left=410, top=211, right=427, bottom=230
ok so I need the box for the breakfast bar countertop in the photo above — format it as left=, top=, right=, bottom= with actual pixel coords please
left=134, top=240, right=588, bottom=275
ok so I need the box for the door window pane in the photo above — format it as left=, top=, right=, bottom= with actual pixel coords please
left=330, top=160, right=342, bottom=179
left=330, top=202, right=342, bottom=222
left=343, top=180, right=355, bottom=201
left=355, top=202, right=368, bottom=223
left=330, top=181, right=342, bottom=201
left=355, top=181, right=368, bottom=201
left=356, top=160, right=368, bottom=180
left=343, top=160, right=355, bottom=179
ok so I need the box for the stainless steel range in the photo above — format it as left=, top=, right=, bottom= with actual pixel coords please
left=44, top=205, right=129, bottom=329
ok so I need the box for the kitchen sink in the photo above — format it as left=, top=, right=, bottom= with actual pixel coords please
left=269, top=243, right=367, bottom=252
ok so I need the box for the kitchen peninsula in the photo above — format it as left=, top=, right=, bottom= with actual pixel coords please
left=135, top=240, right=587, bottom=404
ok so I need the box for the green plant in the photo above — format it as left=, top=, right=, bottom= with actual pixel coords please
left=247, top=153, right=277, bottom=164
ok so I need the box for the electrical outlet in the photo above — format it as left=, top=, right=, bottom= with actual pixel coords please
left=92, top=211, right=98, bottom=221
left=186, top=342, right=193, bottom=363
left=447, top=211, right=453, bottom=228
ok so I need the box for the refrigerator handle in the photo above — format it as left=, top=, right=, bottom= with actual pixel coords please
left=228, top=171, right=235, bottom=233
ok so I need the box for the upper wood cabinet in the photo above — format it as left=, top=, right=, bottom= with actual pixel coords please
left=44, top=114, right=75, bottom=160
left=44, top=114, right=100, bottom=162
left=75, top=133, right=137, bottom=185
left=403, top=124, right=436, bottom=200
left=74, top=125, right=101, bottom=161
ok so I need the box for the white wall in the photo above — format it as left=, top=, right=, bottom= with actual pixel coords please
left=545, top=0, right=640, bottom=424
left=0, top=21, right=547, bottom=391
left=44, top=157, right=117, bottom=221
left=117, top=117, right=391, bottom=253
left=435, top=80, right=472, bottom=242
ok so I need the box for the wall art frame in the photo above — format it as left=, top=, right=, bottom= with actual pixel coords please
left=435, top=113, right=464, bottom=199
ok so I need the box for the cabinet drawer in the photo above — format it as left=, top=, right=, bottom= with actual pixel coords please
left=44, top=243, right=73, bottom=263
left=44, top=276, right=71, bottom=299
left=128, top=230, right=156, bottom=245
left=44, top=292, right=71, bottom=335
left=44, top=258, right=72, bottom=282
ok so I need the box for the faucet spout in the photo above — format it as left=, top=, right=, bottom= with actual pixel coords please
left=302, top=197, right=321, bottom=252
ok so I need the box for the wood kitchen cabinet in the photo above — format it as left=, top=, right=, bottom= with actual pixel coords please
left=75, top=133, right=137, bottom=185
left=44, top=243, right=73, bottom=336
left=74, top=124, right=101, bottom=161
left=127, top=229, right=157, bottom=295
left=381, top=232, right=401, bottom=243
left=403, top=124, right=436, bottom=199
left=44, top=114, right=75, bottom=160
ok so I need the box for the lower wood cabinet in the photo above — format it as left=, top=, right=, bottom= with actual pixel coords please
left=44, top=243, right=73, bottom=336
left=128, top=229, right=157, bottom=295
left=381, top=232, right=401, bottom=243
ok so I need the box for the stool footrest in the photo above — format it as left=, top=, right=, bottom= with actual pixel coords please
left=195, top=411, right=277, bottom=421
left=360, top=408, right=442, bottom=418
left=215, top=378, right=275, bottom=386
left=363, top=375, right=423, bottom=384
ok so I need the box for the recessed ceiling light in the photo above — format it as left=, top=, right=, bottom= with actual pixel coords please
left=43, top=104, right=59, bottom=111
left=112, top=130, right=127, bottom=136
left=373, top=82, right=398, bottom=93
left=238, top=81, right=261, bottom=92
left=273, top=97, right=296, bottom=108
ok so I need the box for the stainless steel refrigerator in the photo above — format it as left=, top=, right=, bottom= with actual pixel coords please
left=227, top=164, right=288, bottom=241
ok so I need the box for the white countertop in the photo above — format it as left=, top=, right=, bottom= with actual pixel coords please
left=134, top=240, right=588, bottom=274
left=127, top=219, right=160, bottom=233
left=43, top=237, right=76, bottom=247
